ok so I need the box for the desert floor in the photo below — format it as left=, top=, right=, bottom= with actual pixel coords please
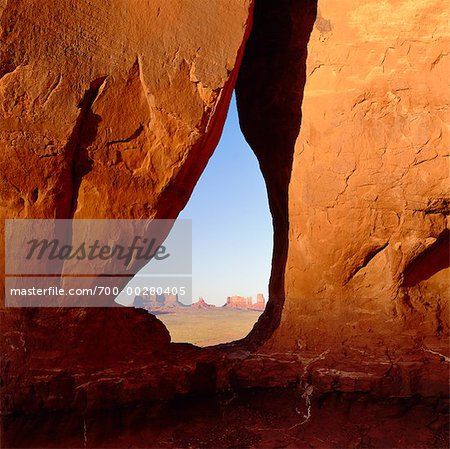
left=156, top=309, right=262, bottom=346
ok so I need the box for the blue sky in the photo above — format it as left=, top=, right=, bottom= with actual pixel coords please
left=118, top=94, right=272, bottom=306
left=179, top=94, right=272, bottom=305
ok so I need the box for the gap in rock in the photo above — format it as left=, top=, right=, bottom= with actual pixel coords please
left=117, top=94, right=273, bottom=347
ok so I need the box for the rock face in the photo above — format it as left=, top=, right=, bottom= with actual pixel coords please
left=237, top=0, right=449, bottom=378
left=0, top=0, right=448, bottom=429
left=236, top=0, right=318, bottom=344
left=0, top=0, right=253, bottom=304
left=0, top=0, right=253, bottom=221
left=254, top=293, right=265, bottom=311
left=0, top=0, right=254, bottom=415
left=0, top=307, right=172, bottom=413
left=282, top=0, right=449, bottom=357
left=224, top=295, right=265, bottom=310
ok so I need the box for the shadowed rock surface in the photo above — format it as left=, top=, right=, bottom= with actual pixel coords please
left=2, top=391, right=448, bottom=448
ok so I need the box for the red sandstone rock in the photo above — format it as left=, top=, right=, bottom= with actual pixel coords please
left=224, top=295, right=254, bottom=310
left=192, top=298, right=215, bottom=309
left=0, top=307, right=172, bottom=413
left=225, top=295, right=245, bottom=309
left=0, top=0, right=254, bottom=415
left=0, top=0, right=254, bottom=306
left=222, top=294, right=265, bottom=310
left=0, top=0, right=253, bottom=221
left=276, top=0, right=449, bottom=356
left=0, top=0, right=448, bottom=428
left=251, top=293, right=265, bottom=311
left=236, top=0, right=449, bottom=377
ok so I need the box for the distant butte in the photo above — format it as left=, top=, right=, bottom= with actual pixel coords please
left=223, top=294, right=266, bottom=311
left=133, top=293, right=266, bottom=312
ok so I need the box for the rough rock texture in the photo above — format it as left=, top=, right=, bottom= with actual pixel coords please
left=0, top=0, right=254, bottom=415
left=0, top=0, right=253, bottom=290
left=3, top=391, right=448, bottom=448
left=1, top=0, right=449, bottom=438
left=0, top=0, right=253, bottom=304
left=237, top=0, right=449, bottom=391
left=0, top=307, right=172, bottom=413
left=0, top=0, right=253, bottom=221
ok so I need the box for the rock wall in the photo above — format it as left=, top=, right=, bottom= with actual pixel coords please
left=237, top=0, right=449, bottom=387
left=225, top=295, right=252, bottom=309
left=224, top=295, right=265, bottom=310
left=0, top=0, right=253, bottom=220
left=0, top=0, right=254, bottom=414
left=236, top=0, right=318, bottom=344
left=280, top=0, right=449, bottom=351
left=0, top=0, right=448, bottom=419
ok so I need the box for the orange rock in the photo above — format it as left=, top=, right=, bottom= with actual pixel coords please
left=0, top=0, right=254, bottom=414
left=280, top=0, right=449, bottom=353
left=224, top=295, right=253, bottom=309
left=253, top=293, right=265, bottom=311
left=0, top=0, right=448, bottom=419
left=237, top=0, right=449, bottom=363
left=0, top=0, right=253, bottom=220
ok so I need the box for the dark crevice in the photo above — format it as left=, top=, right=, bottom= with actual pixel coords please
left=402, top=229, right=449, bottom=287
left=30, top=187, right=39, bottom=204
left=0, top=62, right=16, bottom=80
left=67, top=76, right=107, bottom=218
left=0, top=21, right=26, bottom=81
left=417, top=197, right=450, bottom=215
left=343, top=241, right=389, bottom=285
left=235, top=0, right=318, bottom=346
left=108, top=124, right=144, bottom=146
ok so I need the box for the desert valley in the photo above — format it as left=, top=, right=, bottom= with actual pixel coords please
left=133, top=294, right=265, bottom=346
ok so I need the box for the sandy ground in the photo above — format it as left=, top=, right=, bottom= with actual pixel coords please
left=155, top=309, right=262, bottom=346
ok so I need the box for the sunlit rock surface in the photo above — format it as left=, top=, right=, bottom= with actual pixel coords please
left=0, top=0, right=254, bottom=415
left=236, top=0, right=449, bottom=394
